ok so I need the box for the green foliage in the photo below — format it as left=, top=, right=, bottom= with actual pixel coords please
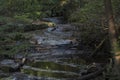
left=61, top=0, right=85, bottom=19
left=0, top=42, right=30, bottom=55
left=0, top=32, right=31, bottom=55
left=11, top=32, right=26, bottom=41
left=68, top=0, right=111, bottom=52
left=0, top=0, right=63, bottom=19
left=0, top=0, right=85, bottom=19
left=74, top=23, right=109, bottom=50
left=14, top=14, right=32, bottom=23
left=0, top=16, right=13, bottom=24
left=69, top=0, right=104, bottom=24
left=0, top=14, right=50, bottom=56
left=112, top=0, right=120, bottom=17
left=9, top=42, right=30, bottom=55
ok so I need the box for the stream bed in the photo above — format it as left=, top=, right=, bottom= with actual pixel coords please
left=0, top=17, right=108, bottom=80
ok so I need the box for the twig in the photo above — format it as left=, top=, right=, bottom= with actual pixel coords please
left=77, top=67, right=106, bottom=80
left=90, top=37, right=107, bottom=57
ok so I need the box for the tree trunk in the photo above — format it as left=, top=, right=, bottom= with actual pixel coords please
left=104, top=0, right=120, bottom=77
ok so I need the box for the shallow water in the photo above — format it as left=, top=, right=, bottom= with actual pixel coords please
left=21, top=58, right=87, bottom=79
left=0, top=17, right=108, bottom=80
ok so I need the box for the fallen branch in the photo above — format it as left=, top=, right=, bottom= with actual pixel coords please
left=89, top=37, right=107, bottom=57
left=67, top=66, right=106, bottom=80
left=77, top=67, right=106, bottom=80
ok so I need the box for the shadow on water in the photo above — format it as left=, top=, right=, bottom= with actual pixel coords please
left=21, top=58, right=87, bottom=79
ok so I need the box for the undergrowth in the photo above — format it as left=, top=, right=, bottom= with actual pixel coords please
left=0, top=16, right=48, bottom=56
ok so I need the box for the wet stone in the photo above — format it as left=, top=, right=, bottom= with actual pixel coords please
left=0, top=59, right=19, bottom=72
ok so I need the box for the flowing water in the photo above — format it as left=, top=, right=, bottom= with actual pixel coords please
left=0, top=17, right=107, bottom=80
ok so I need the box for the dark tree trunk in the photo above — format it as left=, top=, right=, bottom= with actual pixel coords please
left=104, top=0, right=120, bottom=76
left=104, top=0, right=117, bottom=52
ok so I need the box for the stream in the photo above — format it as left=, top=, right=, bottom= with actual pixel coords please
left=0, top=17, right=108, bottom=80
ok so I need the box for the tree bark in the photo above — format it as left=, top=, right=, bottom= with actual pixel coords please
left=104, top=0, right=120, bottom=77
left=104, top=0, right=117, bottom=52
